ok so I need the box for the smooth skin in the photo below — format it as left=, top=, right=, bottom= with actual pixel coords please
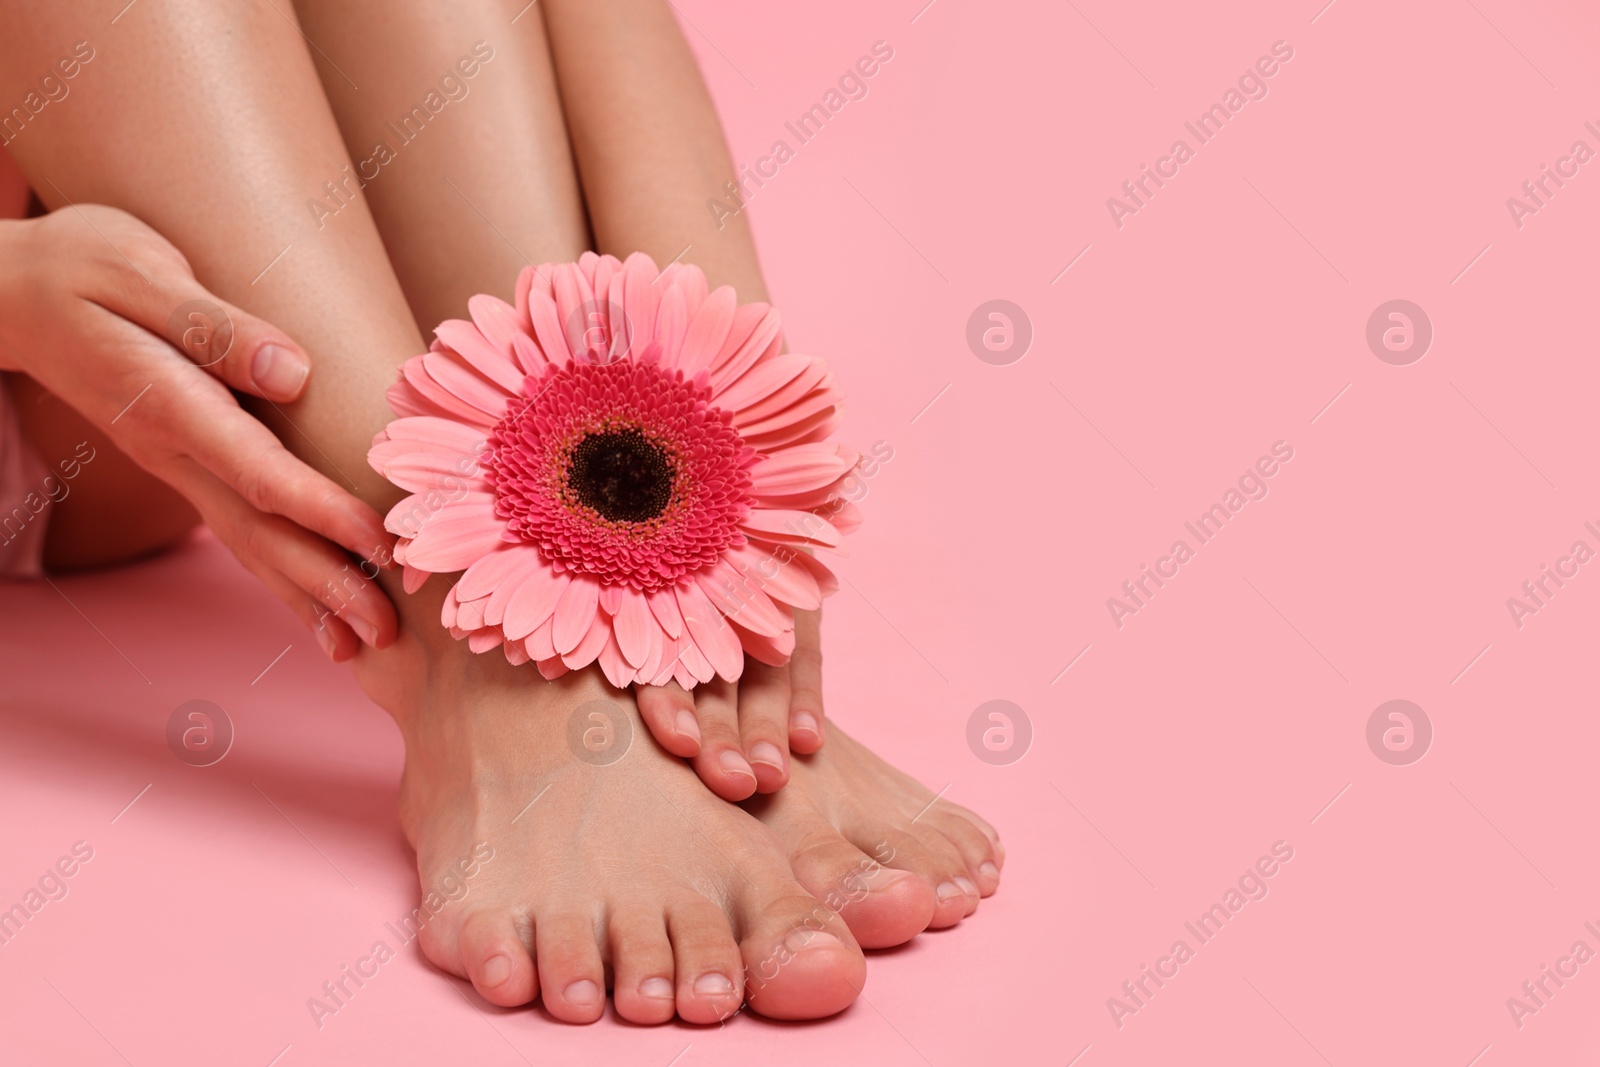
left=0, top=0, right=1002, bottom=1021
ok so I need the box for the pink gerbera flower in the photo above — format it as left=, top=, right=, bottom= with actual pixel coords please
left=368, top=252, right=859, bottom=689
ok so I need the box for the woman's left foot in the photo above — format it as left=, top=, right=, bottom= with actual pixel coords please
left=745, top=724, right=1003, bottom=949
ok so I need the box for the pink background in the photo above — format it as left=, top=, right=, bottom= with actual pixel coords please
left=6, top=0, right=1600, bottom=1062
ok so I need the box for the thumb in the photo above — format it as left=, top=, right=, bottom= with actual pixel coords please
left=117, top=266, right=313, bottom=402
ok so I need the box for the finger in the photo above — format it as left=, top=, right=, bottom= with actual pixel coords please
left=173, top=459, right=398, bottom=650
left=689, top=677, right=757, bottom=801
left=100, top=260, right=313, bottom=402
left=737, top=659, right=790, bottom=792
left=133, top=362, right=392, bottom=564
left=787, top=608, right=825, bottom=753
left=85, top=307, right=394, bottom=567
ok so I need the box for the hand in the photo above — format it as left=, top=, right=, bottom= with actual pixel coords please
left=636, top=608, right=826, bottom=800
left=0, top=204, right=397, bottom=660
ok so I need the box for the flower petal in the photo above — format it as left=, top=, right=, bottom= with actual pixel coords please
left=726, top=542, right=823, bottom=611
left=457, top=543, right=543, bottom=601
left=561, top=612, right=612, bottom=670
left=740, top=508, right=843, bottom=548
left=697, top=561, right=786, bottom=638
left=677, top=285, right=737, bottom=377
left=614, top=590, right=657, bottom=668
left=435, top=318, right=524, bottom=393
left=553, top=574, right=601, bottom=655
left=714, top=353, right=811, bottom=415
left=403, top=509, right=509, bottom=572
left=504, top=568, right=571, bottom=641
left=749, top=444, right=859, bottom=497
left=648, top=586, right=684, bottom=639
left=676, top=580, right=744, bottom=682
left=468, top=294, right=521, bottom=357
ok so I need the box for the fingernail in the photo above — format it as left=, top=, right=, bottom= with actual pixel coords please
left=675, top=709, right=700, bottom=744
left=563, top=979, right=600, bottom=1005
left=314, top=621, right=338, bottom=661
left=784, top=929, right=842, bottom=954
left=346, top=613, right=380, bottom=648
left=792, top=711, right=820, bottom=736
left=719, top=749, right=755, bottom=779
left=640, top=976, right=674, bottom=1000
left=481, top=953, right=512, bottom=987
left=954, top=875, right=978, bottom=896
left=693, top=972, right=735, bottom=995
left=936, top=880, right=964, bottom=901
left=252, top=343, right=309, bottom=398
left=979, top=861, right=999, bottom=880
left=748, top=741, right=785, bottom=770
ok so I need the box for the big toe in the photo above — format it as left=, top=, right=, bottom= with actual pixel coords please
left=738, top=888, right=866, bottom=1020
left=457, top=909, right=538, bottom=1007
left=789, top=831, right=936, bottom=948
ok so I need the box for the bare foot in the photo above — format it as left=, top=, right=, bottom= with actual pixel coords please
left=364, top=640, right=866, bottom=1024
left=747, top=723, right=1004, bottom=949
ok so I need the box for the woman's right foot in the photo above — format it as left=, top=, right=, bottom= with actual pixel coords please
left=363, top=640, right=866, bottom=1024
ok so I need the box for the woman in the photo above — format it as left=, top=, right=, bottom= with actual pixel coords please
left=0, top=0, right=1001, bottom=1024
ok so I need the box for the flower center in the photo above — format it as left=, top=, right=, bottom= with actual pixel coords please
left=565, top=428, right=676, bottom=523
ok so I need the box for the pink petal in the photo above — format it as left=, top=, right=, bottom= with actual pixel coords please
left=647, top=587, right=684, bottom=639
left=749, top=444, right=859, bottom=497
left=655, top=285, right=688, bottom=367
left=736, top=383, right=842, bottom=438
left=740, top=508, right=842, bottom=548
left=710, top=308, right=782, bottom=392
left=726, top=542, right=823, bottom=611
left=829, top=499, right=864, bottom=534
left=732, top=620, right=795, bottom=666
left=397, top=502, right=507, bottom=572
left=468, top=294, right=521, bottom=356
left=597, top=630, right=634, bottom=688
left=697, top=561, right=786, bottom=638
left=402, top=563, right=431, bottom=594
left=675, top=580, right=744, bottom=682
left=561, top=613, right=612, bottom=670
left=731, top=360, right=831, bottom=429
left=526, top=617, right=557, bottom=661
left=620, top=254, right=663, bottom=361
left=504, top=568, right=571, bottom=641
left=373, top=415, right=489, bottom=455
left=422, top=351, right=513, bottom=421
left=435, top=319, right=524, bottom=393
left=599, top=583, right=624, bottom=616
left=536, top=656, right=569, bottom=680
left=468, top=628, right=504, bottom=653
left=457, top=543, right=543, bottom=601
left=503, top=639, right=531, bottom=666
left=527, top=288, right=573, bottom=368
left=677, top=640, right=716, bottom=686
left=677, top=286, right=737, bottom=376
left=401, top=357, right=499, bottom=429
left=614, top=590, right=657, bottom=668
left=714, top=353, right=810, bottom=415
left=553, top=575, right=601, bottom=655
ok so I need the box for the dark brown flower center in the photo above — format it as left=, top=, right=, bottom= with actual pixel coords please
left=565, top=428, right=676, bottom=523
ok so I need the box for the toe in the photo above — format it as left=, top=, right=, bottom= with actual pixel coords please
left=736, top=884, right=865, bottom=1020
left=666, top=899, right=746, bottom=1024
left=786, top=819, right=934, bottom=948
left=931, top=810, right=1004, bottom=897
left=869, top=829, right=980, bottom=927
left=636, top=682, right=702, bottom=759
left=689, top=678, right=759, bottom=802
left=459, top=910, right=538, bottom=1006
left=607, top=908, right=677, bottom=1025
left=786, top=610, right=825, bottom=755
left=533, top=913, right=607, bottom=1024
left=737, top=660, right=791, bottom=792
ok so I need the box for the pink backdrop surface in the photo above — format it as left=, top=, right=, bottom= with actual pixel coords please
left=5, top=0, right=1600, bottom=1062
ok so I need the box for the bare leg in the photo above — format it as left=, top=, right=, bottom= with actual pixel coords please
left=541, top=0, right=1004, bottom=932
left=0, top=0, right=862, bottom=1022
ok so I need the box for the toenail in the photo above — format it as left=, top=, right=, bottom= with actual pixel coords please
left=481, top=953, right=512, bottom=987
left=564, top=979, right=601, bottom=1005
left=847, top=866, right=917, bottom=893
left=718, top=750, right=755, bottom=779
left=748, top=741, right=784, bottom=769
left=979, top=861, right=1000, bottom=880
left=693, top=972, right=735, bottom=995
left=640, top=976, right=674, bottom=1000
left=792, top=710, right=820, bottom=736
left=675, top=709, right=700, bottom=744
left=784, top=928, right=843, bottom=954
left=954, top=875, right=978, bottom=896
left=937, top=880, right=964, bottom=901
